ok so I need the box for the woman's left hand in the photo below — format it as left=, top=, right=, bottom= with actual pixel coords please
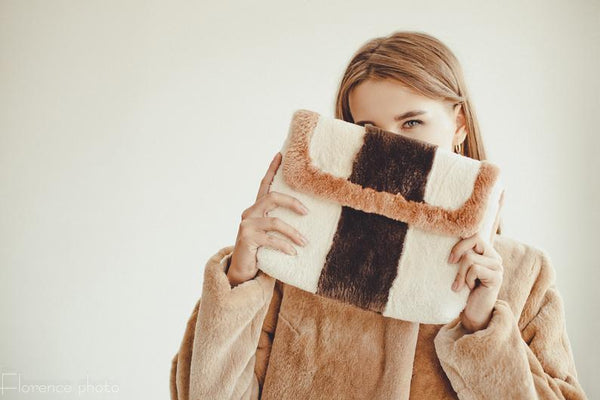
left=447, top=232, right=504, bottom=333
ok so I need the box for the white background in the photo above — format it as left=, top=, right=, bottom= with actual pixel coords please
left=1, top=0, right=598, bottom=398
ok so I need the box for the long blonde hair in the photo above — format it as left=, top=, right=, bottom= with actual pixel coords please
left=333, top=31, right=502, bottom=235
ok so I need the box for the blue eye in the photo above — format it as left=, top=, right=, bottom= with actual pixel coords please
left=403, top=119, right=422, bottom=128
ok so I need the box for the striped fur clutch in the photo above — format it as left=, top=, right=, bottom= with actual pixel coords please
left=256, top=109, right=505, bottom=324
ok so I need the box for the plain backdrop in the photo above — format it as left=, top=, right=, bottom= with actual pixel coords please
left=1, top=0, right=598, bottom=398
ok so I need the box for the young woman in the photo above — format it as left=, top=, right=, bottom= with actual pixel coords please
left=170, top=31, right=588, bottom=399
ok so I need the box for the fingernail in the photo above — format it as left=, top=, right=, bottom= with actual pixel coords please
left=448, top=253, right=454, bottom=263
left=288, top=247, right=297, bottom=256
left=300, top=204, right=309, bottom=214
left=452, top=280, right=458, bottom=291
left=300, top=235, right=309, bottom=245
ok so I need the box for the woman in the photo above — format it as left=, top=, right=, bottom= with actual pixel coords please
left=170, top=31, right=588, bottom=399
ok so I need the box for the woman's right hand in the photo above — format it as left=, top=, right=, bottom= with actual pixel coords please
left=226, top=152, right=310, bottom=287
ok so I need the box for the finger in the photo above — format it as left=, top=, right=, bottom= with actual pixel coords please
left=459, top=250, right=502, bottom=270
left=452, top=250, right=470, bottom=292
left=242, top=191, right=309, bottom=220
left=473, top=239, right=485, bottom=256
left=256, top=231, right=297, bottom=256
left=452, top=250, right=492, bottom=290
left=254, top=191, right=308, bottom=218
left=464, top=264, right=499, bottom=290
left=453, top=250, right=473, bottom=291
left=253, top=216, right=308, bottom=247
left=256, top=152, right=282, bottom=201
left=448, top=233, right=492, bottom=263
left=453, top=250, right=502, bottom=291
left=448, top=235, right=477, bottom=263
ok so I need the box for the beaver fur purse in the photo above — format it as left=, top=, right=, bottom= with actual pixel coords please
left=255, top=109, right=505, bottom=324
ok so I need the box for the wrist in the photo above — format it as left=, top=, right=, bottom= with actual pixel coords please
left=461, top=307, right=494, bottom=333
left=225, top=257, right=258, bottom=287
left=226, top=269, right=245, bottom=286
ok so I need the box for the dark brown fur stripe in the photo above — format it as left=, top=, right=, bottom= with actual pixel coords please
left=282, top=109, right=501, bottom=237
left=315, top=127, right=437, bottom=311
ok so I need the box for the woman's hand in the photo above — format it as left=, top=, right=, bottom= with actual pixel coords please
left=448, top=232, right=504, bottom=333
left=226, top=152, right=310, bottom=287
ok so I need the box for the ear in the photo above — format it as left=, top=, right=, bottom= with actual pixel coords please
left=452, top=104, right=467, bottom=146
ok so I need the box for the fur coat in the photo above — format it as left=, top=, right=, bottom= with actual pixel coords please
left=170, top=233, right=588, bottom=399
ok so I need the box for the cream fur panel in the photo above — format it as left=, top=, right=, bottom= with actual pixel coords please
left=256, top=110, right=504, bottom=324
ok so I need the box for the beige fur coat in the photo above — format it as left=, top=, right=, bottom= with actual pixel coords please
left=170, top=233, right=588, bottom=399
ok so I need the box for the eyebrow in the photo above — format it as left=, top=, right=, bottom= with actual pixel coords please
left=355, top=110, right=427, bottom=126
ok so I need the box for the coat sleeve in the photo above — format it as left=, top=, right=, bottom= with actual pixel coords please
left=169, top=245, right=278, bottom=400
left=433, top=247, right=588, bottom=400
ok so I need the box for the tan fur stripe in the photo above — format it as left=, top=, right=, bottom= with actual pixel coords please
left=282, top=109, right=500, bottom=237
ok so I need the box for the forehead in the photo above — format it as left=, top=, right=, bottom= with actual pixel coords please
left=349, top=79, right=440, bottom=117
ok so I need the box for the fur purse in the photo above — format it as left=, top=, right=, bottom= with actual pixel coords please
left=256, top=109, right=505, bottom=324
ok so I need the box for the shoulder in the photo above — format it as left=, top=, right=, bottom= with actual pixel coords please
left=492, top=234, right=558, bottom=326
